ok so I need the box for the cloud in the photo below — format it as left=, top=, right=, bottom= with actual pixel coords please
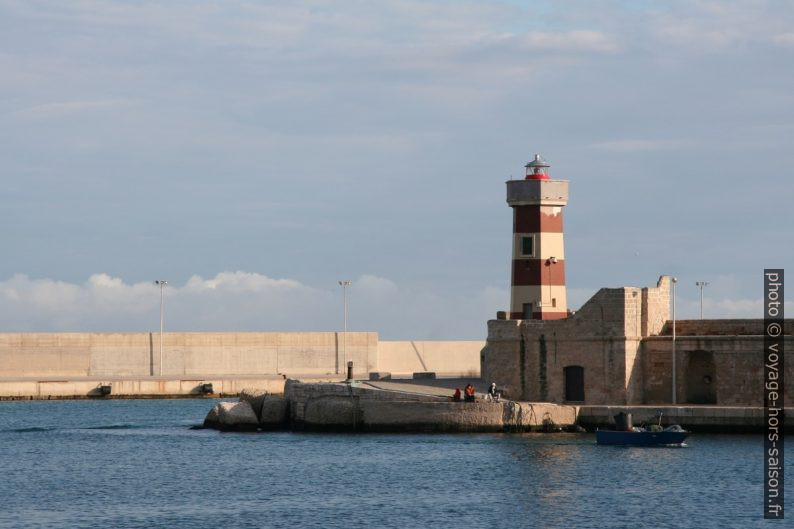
left=588, top=139, right=692, bottom=153
left=183, top=271, right=304, bottom=293
left=652, top=23, right=741, bottom=51
left=0, top=1, right=622, bottom=113
left=15, top=99, right=136, bottom=121
left=461, top=29, right=621, bottom=59
left=0, top=0, right=792, bottom=344
left=1, top=270, right=787, bottom=338
left=520, top=30, right=620, bottom=54
left=771, top=33, right=794, bottom=46
left=646, top=1, right=793, bottom=52
left=354, top=274, right=399, bottom=297
left=0, top=272, right=505, bottom=339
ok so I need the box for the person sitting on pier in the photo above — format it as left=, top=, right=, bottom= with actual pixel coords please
left=486, top=382, right=500, bottom=403
left=453, top=388, right=462, bottom=402
left=464, top=384, right=476, bottom=402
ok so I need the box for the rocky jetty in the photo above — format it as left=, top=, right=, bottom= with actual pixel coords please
left=201, top=380, right=577, bottom=433
left=202, top=401, right=261, bottom=431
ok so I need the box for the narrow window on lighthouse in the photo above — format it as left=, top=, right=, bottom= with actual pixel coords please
left=521, top=236, right=534, bottom=257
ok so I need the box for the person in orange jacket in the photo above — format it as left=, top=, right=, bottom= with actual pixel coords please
left=464, top=384, right=475, bottom=402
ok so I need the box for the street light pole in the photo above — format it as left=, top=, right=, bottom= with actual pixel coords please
left=338, top=280, right=352, bottom=377
left=695, top=281, right=709, bottom=319
left=547, top=257, right=557, bottom=308
left=155, top=280, right=168, bottom=376
left=671, top=277, right=677, bottom=405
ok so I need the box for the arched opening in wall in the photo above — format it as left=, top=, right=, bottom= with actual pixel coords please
left=564, top=365, right=585, bottom=402
left=685, top=350, right=716, bottom=404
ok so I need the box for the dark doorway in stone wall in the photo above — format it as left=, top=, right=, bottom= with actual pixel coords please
left=685, top=350, right=716, bottom=404
left=564, top=365, right=585, bottom=402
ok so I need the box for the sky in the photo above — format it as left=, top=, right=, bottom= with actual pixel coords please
left=1, top=0, right=792, bottom=339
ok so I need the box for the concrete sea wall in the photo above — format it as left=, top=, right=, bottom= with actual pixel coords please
left=0, top=333, right=484, bottom=378
left=0, top=376, right=287, bottom=400
left=0, top=332, right=378, bottom=378
left=0, top=333, right=484, bottom=398
left=376, top=340, right=483, bottom=376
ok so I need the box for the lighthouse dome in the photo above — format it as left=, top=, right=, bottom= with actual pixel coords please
left=525, top=154, right=550, bottom=180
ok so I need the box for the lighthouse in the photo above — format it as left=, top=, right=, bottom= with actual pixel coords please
left=506, top=154, right=569, bottom=320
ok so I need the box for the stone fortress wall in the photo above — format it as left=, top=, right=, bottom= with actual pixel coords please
left=482, top=275, right=793, bottom=407
left=642, top=320, right=793, bottom=406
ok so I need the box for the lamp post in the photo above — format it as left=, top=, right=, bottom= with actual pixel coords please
left=155, top=280, right=168, bottom=376
left=547, top=257, right=557, bottom=309
left=671, top=277, right=677, bottom=405
left=338, top=280, right=352, bottom=377
left=695, top=281, right=709, bottom=319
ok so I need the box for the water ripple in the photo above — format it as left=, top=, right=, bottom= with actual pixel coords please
left=0, top=400, right=786, bottom=529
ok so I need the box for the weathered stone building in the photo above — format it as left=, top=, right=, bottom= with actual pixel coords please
left=484, top=274, right=667, bottom=404
left=482, top=155, right=792, bottom=406
left=482, top=275, right=792, bottom=406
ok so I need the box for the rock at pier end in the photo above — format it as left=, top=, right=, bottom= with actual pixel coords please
left=203, top=401, right=259, bottom=432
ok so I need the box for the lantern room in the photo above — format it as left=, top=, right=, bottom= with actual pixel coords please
left=525, top=154, right=550, bottom=180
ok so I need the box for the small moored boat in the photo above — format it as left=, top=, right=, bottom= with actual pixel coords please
left=596, top=425, right=689, bottom=446
left=596, top=412, right=689, bottom=446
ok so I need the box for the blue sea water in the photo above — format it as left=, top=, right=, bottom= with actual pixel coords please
left=0, top=399, right=788, bottom=529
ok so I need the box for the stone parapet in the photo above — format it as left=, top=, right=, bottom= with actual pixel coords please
left=660, top=319, right=794, bottom=336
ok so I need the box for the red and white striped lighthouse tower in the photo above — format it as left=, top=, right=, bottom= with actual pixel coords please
left=506, top=154, right=569, bottom=320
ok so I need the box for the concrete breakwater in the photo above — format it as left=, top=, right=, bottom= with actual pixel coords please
left=0, top=332, right=483, bottom=379
left=201, top=380, right=794, bottom=433
left=203, top=380, right=578, bottom=433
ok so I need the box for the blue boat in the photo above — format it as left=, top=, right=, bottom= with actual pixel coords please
left=596, top=425, right=689, bottom=446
